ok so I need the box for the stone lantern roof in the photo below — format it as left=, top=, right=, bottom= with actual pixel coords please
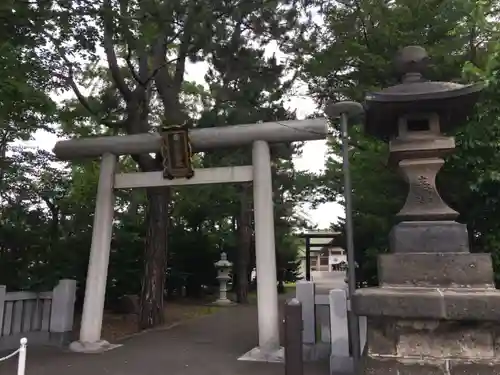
left=364, top=45, right=483, bottom=141
left=214, top=252, right=232, bottom=268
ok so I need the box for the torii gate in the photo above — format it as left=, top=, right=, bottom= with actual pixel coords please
left=53, top=118, right=328, bottom=361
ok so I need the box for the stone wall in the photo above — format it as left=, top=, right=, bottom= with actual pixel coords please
left=365, top=317, right=500, bottom=374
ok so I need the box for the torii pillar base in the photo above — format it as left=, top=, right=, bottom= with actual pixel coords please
left=69, top=340, right=122, bottom=353
left=238, top=346, right=284, bottom=363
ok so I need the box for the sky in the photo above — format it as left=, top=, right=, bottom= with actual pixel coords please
left=29, top=46, right=344, bottom=229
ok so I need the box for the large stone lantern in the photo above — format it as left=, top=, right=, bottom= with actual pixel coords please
left=214, top=252, right=234, bottom=306
left=353, top=46, right=500, bottom=374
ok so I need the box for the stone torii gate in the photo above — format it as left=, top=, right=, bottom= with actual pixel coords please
left=52, top=118, right=328, bottom=361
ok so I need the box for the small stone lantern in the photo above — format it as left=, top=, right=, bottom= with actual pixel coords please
left=214, top=252, right=233, bottom=305
left=353, top=46, right=500, bottom=374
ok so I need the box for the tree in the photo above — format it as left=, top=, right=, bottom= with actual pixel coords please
left=300, top=0, right=500, bottom=284
left=34, top=0, right=315, bottom=327
left=196, top=16, right=321, bottom=298
left=0, top=1, right=56, bottom=196
left=442, top=44, right=500, bottom=284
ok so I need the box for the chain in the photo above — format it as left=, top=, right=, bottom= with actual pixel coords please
left=0, top=348, right=19, bottom=362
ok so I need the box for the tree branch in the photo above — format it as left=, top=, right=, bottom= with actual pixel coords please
left=102, top=0, right=134, bottom=102
left=126, top=47, right=143, bottom=85
left=152, top=34, right=173, bottom=111
left=353, top=0, right=371, bottom=50
left=173, top=15, right=194, bottom=90
left=118, top=0, right=148, bottom=87
left=53, top=70, right=125, bottom=128
left=44, top=30, right=125, bottom=128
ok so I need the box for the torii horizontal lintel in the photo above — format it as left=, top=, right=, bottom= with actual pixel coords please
left=53, top=118, right=329, bottom=160
left=114, top=166, right=253, bottom=189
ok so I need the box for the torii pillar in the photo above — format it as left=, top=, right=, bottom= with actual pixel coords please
left=53, top=119, right=329, bottom=360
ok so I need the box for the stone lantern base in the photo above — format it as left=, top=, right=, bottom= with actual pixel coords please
left=359, top=315, right=500, bottom=374
left=353, top=232, right=500, bottom=374
left=212, top=298, right=236, bottom=306
left=390, top=221, right=470, bottom=254
left=353, top=44, right=492, bottom=373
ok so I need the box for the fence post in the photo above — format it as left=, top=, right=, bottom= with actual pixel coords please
left=50, top=279, right=77, bottom=345
left=295, top=281, right=315, bottom=345
left=17, top=338, right=27, bottom=375
left=0, top=286, right=6, bottom=335
left=329, top=289, right=353, bottom=374
left=329, top=289, right=350, bottom=357
left=284, top=298, right=303, bottom=375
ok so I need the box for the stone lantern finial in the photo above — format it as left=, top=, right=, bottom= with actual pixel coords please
left=395, top=45, right=429, bottom=82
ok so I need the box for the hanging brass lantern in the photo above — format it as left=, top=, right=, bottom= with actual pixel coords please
left=159, top=124, right=194, bottom=179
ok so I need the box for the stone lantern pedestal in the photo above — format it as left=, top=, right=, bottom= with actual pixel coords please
left=352, top=46, right=500, bottom=374
left=214, top=252, right=235, bottom=306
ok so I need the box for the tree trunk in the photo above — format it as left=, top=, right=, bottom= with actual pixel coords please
left=277, top=269, right=285, bottom=294
left=139, top=187, right=170, bottom=329
left=236, top=183, right=251, bottom=303
left=276, top=250, right=285, bottom=294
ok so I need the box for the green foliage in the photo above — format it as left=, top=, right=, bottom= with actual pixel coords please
left=0, top=0, right=317, bottom=318
left=6, top=0, right=500, bottom=327
left=303, top=0, right=500, bottom=285
left=442, top=45, right=500, bottom=284
left=0, top=1, right=56, bottom=141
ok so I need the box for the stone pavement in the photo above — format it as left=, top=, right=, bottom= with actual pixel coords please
left=0, top=299, right=330, bottom=375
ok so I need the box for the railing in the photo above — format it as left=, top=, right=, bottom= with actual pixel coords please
left=0, top=338, right=27, bottom=375
left=295, top=277, right=368, bottom=375
left=0, top=280, right=76, bottom=351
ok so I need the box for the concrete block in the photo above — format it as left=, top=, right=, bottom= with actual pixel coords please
left=329, top=289, right=349, bottom=357
left=390, top=221, right=469, bottom=253
left=50, top=279, right=77, bottom=336
left=296, top=281, right=315, bottom=344
left=378, top=253, right=495, bottom=288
